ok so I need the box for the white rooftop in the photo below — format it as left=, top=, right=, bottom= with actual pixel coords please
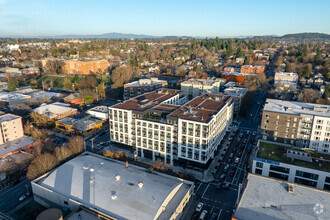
left=33, top=102, right=76, bottom=119
left=125, top=78, right=166, bottom=87
left=0, top=92, right=31, bottom=101
left=0, top=136, right=35, bottom=158
left=0, top=114, right=20, bottom=123
left=87, top=106, right=108, bottom=113
left=264, top=99, right=330, bottom=117
left=181, top=78, right=219, bottom=86
left=235, top=174, right=330, bottom=220
left=275, top=72, right=298, bottom=77
left=223, top=87, right=248, bottom=97
left=36, top=153, right=191, bottom=220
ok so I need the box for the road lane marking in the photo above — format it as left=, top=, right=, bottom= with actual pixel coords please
left=196, top=182, right=203, bottom=193
left=201, top=183, right=210, bottom=198
left=217, top=209, right=223, bottom=220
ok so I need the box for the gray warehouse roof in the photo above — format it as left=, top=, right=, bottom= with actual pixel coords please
left=234, top=174, right=330, bottom=220
left=35, top=153, right=192, bottom=220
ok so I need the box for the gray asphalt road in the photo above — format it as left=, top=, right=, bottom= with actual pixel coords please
left=0, top=177, right=32, bottom=214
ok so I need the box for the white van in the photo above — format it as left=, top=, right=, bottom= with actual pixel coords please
left=199, top=210, right=208, bottom=220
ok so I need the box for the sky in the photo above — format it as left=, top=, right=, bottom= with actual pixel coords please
left=0, top=0, right=329, bottom=37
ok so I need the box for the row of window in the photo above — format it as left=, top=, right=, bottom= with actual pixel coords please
left=256, top=163, right=321, bottom=181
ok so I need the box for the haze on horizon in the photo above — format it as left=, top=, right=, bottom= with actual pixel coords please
left=0, top=0, right=329, bottom=38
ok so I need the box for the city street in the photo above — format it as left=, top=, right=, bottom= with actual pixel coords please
left=0, top=177, right=32, bottom=214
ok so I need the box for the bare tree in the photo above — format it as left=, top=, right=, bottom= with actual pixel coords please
left=67, top=136, right=84, bottom=155
left=30, top=112, right=49, bottom=127
left=54, top=146, right=72, bottom=161
left=42, top=81, right=48, bottom=91
left=26, top=153, right=58, bottom=180
left=45, top=60, right=63, bottom=75
left=112, top=65, right=133, bottom=88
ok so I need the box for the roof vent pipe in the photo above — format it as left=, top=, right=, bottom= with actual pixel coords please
left=138, top=182, right=143, bottom=188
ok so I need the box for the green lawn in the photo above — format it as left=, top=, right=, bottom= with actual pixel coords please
left=257, top=142, right=330, bottom=172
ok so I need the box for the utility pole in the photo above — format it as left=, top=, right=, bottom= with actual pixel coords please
left=91, top=138, right=94, bottom=151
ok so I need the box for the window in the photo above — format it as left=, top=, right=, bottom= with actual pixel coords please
left=265, top=114, right=269, bottom=118
left=277, top=115, right=280, bottom=119
left=294, top=177, right=317, bottom=188
left=325, top=176, right=330, bottom=183
left=255, top=168, right=262, bottom=174
left=256, top=162, right=263, bottom=168
left=269, top=171, right=288, bottom=181
left=270, top=165, right=290, bottom=173
left=294, top=118, right=297, bottom=122
left=286, top=123, right=290, bottom=127
left=295, top=170, right=319, bottom=180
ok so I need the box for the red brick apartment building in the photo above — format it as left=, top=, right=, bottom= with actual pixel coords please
left=240, top=65, right=265, bottom=74
left=62, top=59, right=109, bottom=75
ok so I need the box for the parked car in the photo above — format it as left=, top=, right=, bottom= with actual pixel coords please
left=196, top=202, right=204, bottom=212
left=224, top=182, right=231, bottom=189
left=199, top=210, right=208, bottom=220
left=235, top=157, right=240, bottom=164
left=232, top=148, right=237, bottom=153
left=243, top=139, right=247, bottom=144
left=216, top=183, right=222, bottom=190
left=224, top=164, right=230, bottom=173
left=229, top=153, right=234, bottom=158
left=220, top=174, right=226, bottom=182
left=237, top=151, right=242, bottom=157
left=19, top=195, right=26, bottom=201
left=229, top=170, right=236, bottom=177
left=227, top=158, right=232, bottom=164
left=210, top=213, right=218, bottom=220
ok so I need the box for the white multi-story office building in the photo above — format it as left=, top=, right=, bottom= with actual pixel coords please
left=180, top=78, right=221, bottom=100
left=252, top=140, right=330, bottom=191
left=261, top=99, right=330, bottom=154
left=109, top=88, right=233, bottom=166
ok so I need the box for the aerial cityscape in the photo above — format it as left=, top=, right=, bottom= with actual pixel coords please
left=0, top=0, right=329, bottom=220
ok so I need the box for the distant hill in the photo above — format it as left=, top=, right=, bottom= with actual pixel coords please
left=37, top=32, right=194, bottom=39
left=281, top=33, right=330, bottom=41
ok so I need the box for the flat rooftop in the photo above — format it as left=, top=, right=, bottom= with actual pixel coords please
left=235, top=174, right=330, bottom=220
left=87, top=106, right=108, bottom=113
left=33, top=102, right=77, bottom=119
left=0, top=114, right=20, bottom=123
left=111, top=89, right=182, bottom=111
left=257, top=141, right=330, bottom=172
left=35, top=153, right=192, bottom=220
left=221, top=72, right=257, bottom=76
left=181, top=78, right=219, bottom=86
left=125, top=78, right=167, bottom=87
left=263, top=99, right=330, bottom=117
left=0, top=136, right=35, bottom=158
left=170, top=93, right=231, bottom=123
left=275, top=72, right=298, bottom=77
left=223, top=87, right=248, bottom=97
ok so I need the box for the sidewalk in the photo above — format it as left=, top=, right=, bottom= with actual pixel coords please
left=202, top=127, right=238, bottom=182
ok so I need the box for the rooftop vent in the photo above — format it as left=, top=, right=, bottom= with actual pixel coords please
left=90, top=168, right=94, bottom=172
left=115, top=175, right=120, bottom=181
left=111, top=191, right=117, bottom=200
left=138, top=182, right=143, bottom=188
